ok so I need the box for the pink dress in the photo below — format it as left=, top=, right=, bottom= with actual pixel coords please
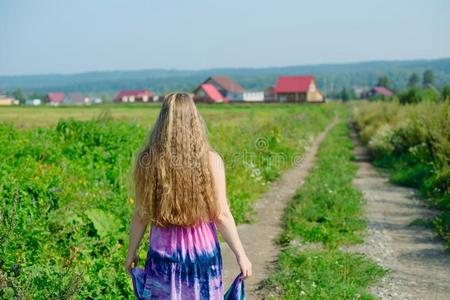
left=131, top=221, right=245, bottom=299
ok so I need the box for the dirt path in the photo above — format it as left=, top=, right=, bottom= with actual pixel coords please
left=220, top=118, right=338, bottom=300
left=349, top=128, right=450, bottom=300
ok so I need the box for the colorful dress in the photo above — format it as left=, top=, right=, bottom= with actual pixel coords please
left=131, top=221, right=245, bottom=300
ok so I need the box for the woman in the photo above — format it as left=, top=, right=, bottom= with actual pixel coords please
left=125, top=92, right=252, bottom=299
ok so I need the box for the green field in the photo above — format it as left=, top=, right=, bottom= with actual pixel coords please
left=0, top=103, right=337, bottom=299
left=0, top=103, right=256, bottom=128
left=5, top=101, right=445, bottom=299
left=5, top=101, right=446, bottom=299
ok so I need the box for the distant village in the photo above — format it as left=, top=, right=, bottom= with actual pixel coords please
left=0, top=74, right=393, bottom=106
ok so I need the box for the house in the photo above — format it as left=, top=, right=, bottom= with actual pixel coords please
left=199, top=76, right=244, bottom=101
left=114, top=89, right=155, bottom=103
left=46, top=92, right=65, bottom=105
left=66, top=93, right=90, bottom=105
left=366, top=86, right=394, bottom=98
left=264, top=87, right=276, bottom=102
left=0, top=95, right=17, bottom=106
left=242, top=91, right=265, bottom=102
left=25, top=99, right=42, bottom=106
left=194, top=76, right=265, bottom=103
left=194, top=84, right=229, bottom=103
left=274, top=76, right=324, bottom=103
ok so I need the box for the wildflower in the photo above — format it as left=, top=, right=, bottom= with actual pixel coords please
left=368, top=124, right=394, bottom=154
left=244, top=161, right=263, bottom=182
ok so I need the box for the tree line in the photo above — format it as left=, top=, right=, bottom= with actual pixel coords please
left=339, top=69, right=450, bottom=103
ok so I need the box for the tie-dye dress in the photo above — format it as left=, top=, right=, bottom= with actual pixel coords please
left=131, top=221, right=245, bottom=300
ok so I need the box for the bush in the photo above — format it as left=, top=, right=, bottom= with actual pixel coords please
left=351, top=100, right=450, bottom=248
left=442, top=85, right=450, bottom=101
left=398, top=87, right=422, bottom=104
left=398, top=87, right=440, bottom=104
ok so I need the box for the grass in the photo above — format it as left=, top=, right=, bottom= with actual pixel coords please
left=409, top=218, right=434, bottom=228
left=351, top=100, right=450, bottom=248
left=280, top=117, right=366, bottom=249
left=267, top=114, right=386, bottom=299
left=0, top=102, right=324, bottom=128
left=268, top=249, right=386, bottom=300
left=0, top=103, right=337, bottom=299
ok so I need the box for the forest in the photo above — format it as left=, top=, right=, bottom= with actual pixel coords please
left=1, top=58, right=450, bottom=98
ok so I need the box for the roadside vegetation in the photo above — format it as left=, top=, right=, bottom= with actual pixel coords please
left=266, top=114, right=386, bottom=299
left=351, top=100, right=450, bottom=248
left=0, top=104, right=335, bottom=299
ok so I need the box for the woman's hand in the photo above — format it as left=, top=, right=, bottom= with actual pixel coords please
left=125, top=252, right=139, bottom=275
left=237, top=254, right=252, bottom=279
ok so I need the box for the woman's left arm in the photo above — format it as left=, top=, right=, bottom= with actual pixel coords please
left=125, top=210, right=149, bottom=274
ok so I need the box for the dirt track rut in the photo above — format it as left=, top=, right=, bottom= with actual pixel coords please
left=348, top=128, right=450, bottom=300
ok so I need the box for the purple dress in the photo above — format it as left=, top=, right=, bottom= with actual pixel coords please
left=131, top=222, right=245, bottom=299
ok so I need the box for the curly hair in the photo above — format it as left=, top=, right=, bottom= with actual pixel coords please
left=133, top=92, right=219, bottom=227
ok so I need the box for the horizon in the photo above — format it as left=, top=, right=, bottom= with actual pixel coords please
left=1, top=56, right=449, bottom=78
left=1, top=0, right=449, bottom=76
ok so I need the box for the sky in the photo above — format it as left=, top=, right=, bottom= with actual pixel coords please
left=0, top=0, right=449, bottom=76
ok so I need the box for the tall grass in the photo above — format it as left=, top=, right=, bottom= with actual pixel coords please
left=351, top=100, right=450, bottom=247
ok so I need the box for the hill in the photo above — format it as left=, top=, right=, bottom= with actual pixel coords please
left=1, top=58, right=449, bottom=96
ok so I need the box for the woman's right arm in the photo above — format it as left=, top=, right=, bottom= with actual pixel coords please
left=125, top=209, right=148, bottom=274
left=209, top=151, right=252, bottom=279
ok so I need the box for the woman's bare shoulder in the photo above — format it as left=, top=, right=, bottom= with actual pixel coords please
left=208, top=150, right=224, bottom=170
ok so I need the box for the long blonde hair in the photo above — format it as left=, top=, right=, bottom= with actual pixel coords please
left=133, top=92, right=219, bottom=227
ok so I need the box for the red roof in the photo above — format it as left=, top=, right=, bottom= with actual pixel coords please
left=274, top=76, right=315, bottom=93
left=208, top=76, right=244, bottom=93
left=115, top=89, right=154, bottom=99
left=47, top=92, right=65, bottom=103
left=372, top=86, right=394, bottom=97
left=200, top=84, right=228, bottom=102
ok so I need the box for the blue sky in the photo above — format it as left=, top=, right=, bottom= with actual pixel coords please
left=0, top=0, right=449, bottom=75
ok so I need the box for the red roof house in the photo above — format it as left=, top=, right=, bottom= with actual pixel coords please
left=201, top=76, right=244, bottom=101
left=208, top=76, right=244, bottom=93
left=47, top=92, right=65, bottom=104
left=193, top=84, right=229, bottom=103
left=114, top=89, right=155, bottom=103
left=274, top=76, right=324, bottom=103
left=370, top=86, right=394, bottom=97
left=274, top=76, right=314, bottom=93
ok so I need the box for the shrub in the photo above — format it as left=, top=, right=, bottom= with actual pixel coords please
left=398, top=87, right=440, bottom=104
left=351, top=100, right=450, bottom=248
